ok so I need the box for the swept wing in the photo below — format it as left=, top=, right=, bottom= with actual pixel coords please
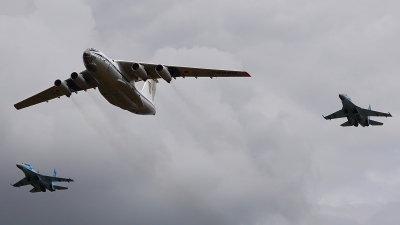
left=40, top=175, right=74, bottom=183
left=11, top=177, right=30, bottom=187
left=360, top=108, right=392, bottom=117
left=323, top=109, right=347, bottom=120
left=117, top=61, right=250, bottom=81
left=14, top=70, right=98, bottom=110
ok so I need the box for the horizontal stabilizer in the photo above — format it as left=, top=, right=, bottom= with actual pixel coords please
left=29, top=188, right=42, bottom=193
left=54, top=185, right=68, bottom=190
left=340, top=121, right=353, bottom=127
left=369, top=120, right=383, bottom=126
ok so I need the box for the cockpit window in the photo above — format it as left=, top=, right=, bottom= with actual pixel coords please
left=87, top=48, right=99, bottom=52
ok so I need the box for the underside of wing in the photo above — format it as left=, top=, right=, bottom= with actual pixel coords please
left=117, top=61, right=250, bottom=82
left=14, top=70, right=98, bottom=110
left=324, top=109, right=347, bottom=120
left=41, top=175, right=74, bottom=183
left=12, top=177, right=30, bottom=187
left=362, top=109, right=392, bottom=117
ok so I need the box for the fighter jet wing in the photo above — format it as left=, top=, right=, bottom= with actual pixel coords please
left=14, top=70, right=98, bottom=110
left=117, top=61, right=250, bottom=82
left=323, top=109, right=347, bottom=120
left=11, top=177, right=30, bottom=187
left=40, top=175, right=74, bottom=183
left=360, top=109, right=392, bottom=118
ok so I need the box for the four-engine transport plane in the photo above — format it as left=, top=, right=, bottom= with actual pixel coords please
left=323, top=94, right=392, bottom=127
left=14, top=48, right=251, bottom=115
left=11, top=163, right=74, bottom=193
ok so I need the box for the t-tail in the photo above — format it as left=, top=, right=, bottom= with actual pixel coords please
left=140, top=80, right=157, bottom=103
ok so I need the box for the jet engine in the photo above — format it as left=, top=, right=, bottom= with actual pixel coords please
left=155, top=65, right=172, bottom=83
left=70, top=72, right=88, bottom=90
left=131, top=63, right=148, bottom=80
left=54, top=79, right=71, bottom=97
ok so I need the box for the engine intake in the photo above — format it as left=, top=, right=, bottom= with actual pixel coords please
left=54, top=79, right=71, bottom=97
left=131, top=63, right=148, bottom=80
left=71, top=72, right=88, bottom=90
left=155, top=65, right=172, bottom=83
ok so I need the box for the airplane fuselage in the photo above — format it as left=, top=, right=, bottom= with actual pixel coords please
left=83, top=49, right=155, bottom=115
left=16, top=163, right=55, bottom=192
left=340, top=94, right=369, bottom=127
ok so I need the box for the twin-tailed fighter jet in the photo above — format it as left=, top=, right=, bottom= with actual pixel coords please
left=11, top=163, right=73, bottom=193
left=14, top=48, right=250, bottom=115
left=323, top=94, right=392, bottom=127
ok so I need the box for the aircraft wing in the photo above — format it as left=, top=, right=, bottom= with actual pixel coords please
left=41, top=175, right=74, bottom=183
left=360, top=108, right=392, bottom=118
left=14, top=70, right=98, bottom=110
left=11, top=177, right=30, bottom=187
left=323, top=109, right=347, bottom=120
left=117, top=61, right=250, bottom=81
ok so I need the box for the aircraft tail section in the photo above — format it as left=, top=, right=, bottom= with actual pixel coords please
left=53, top=185, right=68, bottom=190
left=52, top=169, right=57, bottom=186
left=140, top=80, right=157, bottom=103
left=368, top=105, right=371, bottom=124
left=29, top=188, right=42, bottom=193
left=340, top=121, right=353, bottom=127
left=369, top=120, right=383, bottom=126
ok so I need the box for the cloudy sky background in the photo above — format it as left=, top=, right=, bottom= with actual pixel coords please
left=1, top=0, right=400, bottom=224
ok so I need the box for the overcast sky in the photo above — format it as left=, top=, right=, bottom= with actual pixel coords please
left=1, top=0, right=400, bottom=224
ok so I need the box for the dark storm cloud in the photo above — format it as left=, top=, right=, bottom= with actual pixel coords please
left=2, top=0, right=400, bottom=225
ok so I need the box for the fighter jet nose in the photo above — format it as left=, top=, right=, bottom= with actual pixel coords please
left=339, top=94, right=345, bottom=100
left=16, top=164, right=23, bottom=169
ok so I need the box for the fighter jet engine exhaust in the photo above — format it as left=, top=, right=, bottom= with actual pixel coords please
left=155, top=65, right=172, bottom=83
left=54, top=79, right=71, bottom=97
left=131, top=63, right=148, bottom=80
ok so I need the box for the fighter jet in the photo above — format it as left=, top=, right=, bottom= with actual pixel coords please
left=323, top=94, right=392, bottom=127
left=11, top=163, right=74, bottom=193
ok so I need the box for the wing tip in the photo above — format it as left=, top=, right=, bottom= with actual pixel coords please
left=14, top=104, right=20, bottom=110
left=245, top=72, right=251, bottom=77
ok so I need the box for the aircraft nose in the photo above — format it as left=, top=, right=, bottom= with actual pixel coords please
left=16, top=164, right=23, bottom=169
left=339, top=94, right=345, bottom=100
left=83, top=50, right=91, bottom=58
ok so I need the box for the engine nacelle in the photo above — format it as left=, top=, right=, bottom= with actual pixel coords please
left=54, top=79, right=71, bottom=97
left=155, top=65, right=172, bottom=83
left=70, top=72, right=88, bottom=90
left=131, top=63, right=148, bottom=80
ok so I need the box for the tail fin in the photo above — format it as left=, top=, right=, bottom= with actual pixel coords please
left=52, top=169, right=57, bottom=186
left=140, top=80, right=157, bottom=103
left=368, top=105, right=371, bottom=125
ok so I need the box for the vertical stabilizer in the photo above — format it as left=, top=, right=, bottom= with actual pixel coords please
left=140, top=80, right=157, bottom=103
left=52, top=169, right=57, bottom=186
left=368, top=105, right=371, bottom=125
